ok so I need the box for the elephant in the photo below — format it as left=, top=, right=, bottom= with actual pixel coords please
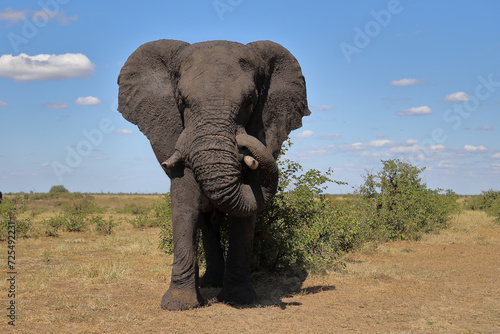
left=117, top=39, right=310, bottom=310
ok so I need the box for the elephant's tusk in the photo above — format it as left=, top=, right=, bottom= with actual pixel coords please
left=161, top=150, right=182, bottom=171
left=243, top=156, right=259, bottom=170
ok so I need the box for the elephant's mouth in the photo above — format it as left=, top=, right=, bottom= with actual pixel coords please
left=161, top=132, right=278, bottom=217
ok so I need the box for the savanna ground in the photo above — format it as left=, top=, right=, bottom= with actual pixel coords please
left=1, top=195, right=499, bottom=333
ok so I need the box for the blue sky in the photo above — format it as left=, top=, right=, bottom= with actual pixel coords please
left=0, top=0, right=499, bottom=194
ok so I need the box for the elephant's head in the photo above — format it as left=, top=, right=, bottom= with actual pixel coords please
left=118, top=40, right=310, bottom=217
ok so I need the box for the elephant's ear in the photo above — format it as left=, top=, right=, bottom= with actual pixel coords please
left=118, top=39, right=190, bottom=164
left=247, top=40, right=311, bottom=159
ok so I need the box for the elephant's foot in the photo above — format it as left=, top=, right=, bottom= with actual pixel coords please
left=161, top=287, right=205, bottom=311
left=217, top=283, right=258, bottom=305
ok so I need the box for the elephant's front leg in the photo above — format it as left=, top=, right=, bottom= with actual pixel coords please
left=161, top=169, right=205, bottom=310
left=217, top=215, right=258, bottom=305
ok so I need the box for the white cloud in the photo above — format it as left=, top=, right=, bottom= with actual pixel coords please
left=311, top=105, right=335, bottom=111
left=0, top=100, right=9, bottom=107
left=367, top=139, right=393, bottom=147
left=406, top=139, right=418, bottom=144
left=0, top=8, right=29, bottom=23
left=390, top=78, right=424, bottom=87
left=318, top=133, right=341, bottom=140
left=397, top=105, right=433, bottom=116
left=390, top=144, right=421, bottom=154
left=0, top=53, right=95, bottom=82
left=114, top=129, right=133, bottom=135
left=491, top=153, right=500, bottom=159
left=43, top=102, right=68, bottom=109
left=299, top=144, right=336, bottom=157
left=444, top=92, right=469, bottom=102
left=0, top=8, right=76, bottom=25
left=477, top=125, right=494, bottom=131
left=361, top=151, right=390, bottom=158
left=340, top=142, right=364, bottom=151
left=308, top=149, right=329, bottom=156
left=390, top=144, right=444, bottom=154
left=41, top=162, right=49, bottom=167
left=75, top=96, right=102, bottom=105
left=32, top=9, right=77, bottom=25
left=429, top=144, right=445, bottom=151
left=437, top=161, right=457, bottom=168
left=464, top=145, right=487, bottom=152
left=294, top=130, right=314, bottom=139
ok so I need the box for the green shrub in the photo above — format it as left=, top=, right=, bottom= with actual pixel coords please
left=130, top=212, right=151, bottom=229
left=116, top=203, right=150, bottom=215
left=463, top=189, right=500, bottom=211
left=252, top=146, right=352, bottom=274
left=59, top=196, right=104, bottom=232
left=464, top=189, right=500, bottom=222
left=358, top=159, right=458, bottom=241
left=62, top=196, right=104, bottom=216
left=153, top=193, right=171, bottom=226
left=131, top=194, right=170, bottom=230
left=26, top=193, right=51, bottom=201
left=49, top=185, right=70, bottom=195
left=0, top=195, right=32, bottom=240
left=157, top=154, right=458, bottom=275
left=42, top=216, right=65, bottom=237
left=91, top=215, right=116, bottom=235
left=63, top=213, right=86, bottom=232
left=157, top=194, right=174, bottom=252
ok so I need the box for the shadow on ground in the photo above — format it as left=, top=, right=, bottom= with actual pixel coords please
left=201, top=273, right=336, bottom=310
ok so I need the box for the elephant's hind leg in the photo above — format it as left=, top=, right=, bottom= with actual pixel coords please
left=161, top=169, right=205, bottom=310
left=217, top=215, right=258, bottom=305
left=199, top=211, right=225, bottom=288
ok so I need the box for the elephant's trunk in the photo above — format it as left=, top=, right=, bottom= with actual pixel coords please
left=172, top=112, right=278, bottom=217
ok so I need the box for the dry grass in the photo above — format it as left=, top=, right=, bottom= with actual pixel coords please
left=1, top=197, right=499, bottom=333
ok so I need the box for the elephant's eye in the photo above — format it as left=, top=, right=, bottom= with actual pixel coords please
left=237, top=93, right=256, bottom=125
left=246, top=90, right=258, bottom=107
left=242, top=97, right=256, bottom=116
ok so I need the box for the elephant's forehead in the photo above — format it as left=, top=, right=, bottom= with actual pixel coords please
left=183, top=46, right=243, bottom=68
left=191, top=40, right=246, bottom=55
left=179, top=56, right=254, bottom=93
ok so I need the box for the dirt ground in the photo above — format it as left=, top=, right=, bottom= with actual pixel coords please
left=1, top=209, right=499, bottom=333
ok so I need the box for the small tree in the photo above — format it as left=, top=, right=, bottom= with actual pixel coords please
left=359, top=159, right=458, bottom=240
left=49, top=185, right=70, bottom=196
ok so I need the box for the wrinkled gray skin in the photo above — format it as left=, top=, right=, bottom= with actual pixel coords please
left=118, top=39, right=310, bottom=310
